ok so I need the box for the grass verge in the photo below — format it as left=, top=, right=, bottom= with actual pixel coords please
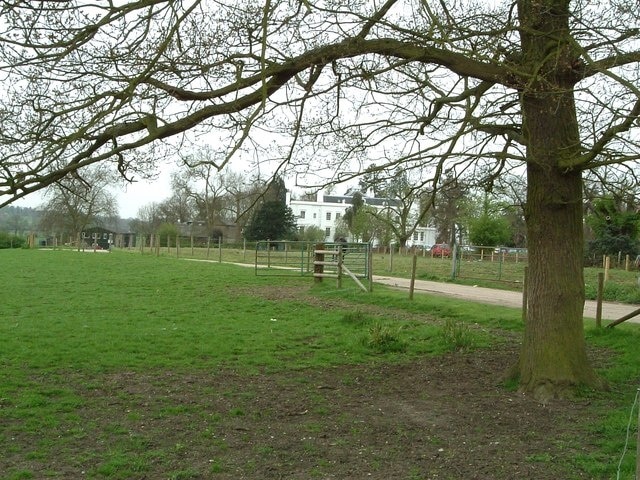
left=0, top=249, right=638, bottom=479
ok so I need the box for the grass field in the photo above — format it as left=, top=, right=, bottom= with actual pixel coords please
left=1, top=249, right=639, bottom=479
left=120, top=242, right=640, bottom=303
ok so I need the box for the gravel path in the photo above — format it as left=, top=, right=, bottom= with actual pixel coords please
left=373, top=275, right=640, bottom=325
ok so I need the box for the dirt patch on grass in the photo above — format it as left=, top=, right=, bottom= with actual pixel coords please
left=230, top=283, right=442, bottom=324
left=5, top=349, right=599, bottom=479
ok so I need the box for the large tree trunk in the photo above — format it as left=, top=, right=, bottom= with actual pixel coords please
left=514, top=0, right=604, bottom=399
left=520, top=159, right=602, bottom=399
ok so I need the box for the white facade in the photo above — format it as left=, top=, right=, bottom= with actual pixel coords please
left=287, top=191, right=436, bottom=247
left=407, top=226, right=437, bottom=249
left=288, top=191, right=348, bottom=241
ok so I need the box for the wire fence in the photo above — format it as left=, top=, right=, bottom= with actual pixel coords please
left=615, top=387, right=639, bottom=480
left=454, top=247, right=529, bottom=284
left=34, top=236, right=640, bottom=301
left=253, top=241, right=316, bottom=277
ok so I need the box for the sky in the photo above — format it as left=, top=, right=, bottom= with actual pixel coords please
left=9, top=163, right=361, bottom=219
left=114, top=172, right=173, bottom=218
left=9, top=164, right=322, bottom=219
left=11, top=169, right=174, bottom=219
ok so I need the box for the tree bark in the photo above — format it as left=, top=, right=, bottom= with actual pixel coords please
left=514, top=0, right=604, bottom=399
left=520, top=155, right=602, bottom=398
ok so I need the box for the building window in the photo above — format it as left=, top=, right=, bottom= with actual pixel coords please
left=313, top=213, right=317, bottom=219
left=420, top=232, right=425, bottom=241
left=336, top=213, right=341, bottom=220
left=413, top=232, right=419, bottom=241
left=326, top=212, right=332, bottom=221
left=299, top=210, right=306, bottom=219
left=325, top=227, right=331, bottom=237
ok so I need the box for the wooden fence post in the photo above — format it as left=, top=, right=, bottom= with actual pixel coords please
left=596, top=272, right=604, bottom=328
left=368, top=243, right=374, bottom=292
left=314, top=243, right=324, bottom=283
left=337, top=245, right=343, bottom=289
left=409, top=254, right=418, bottom=300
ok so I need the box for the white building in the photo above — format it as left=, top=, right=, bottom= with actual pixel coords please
left=287, top=191, right=436, bottom=248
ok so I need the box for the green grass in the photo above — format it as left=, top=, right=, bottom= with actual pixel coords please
left=115, top=243, right=640, bottom=303
left=2, top=250, right=371, bottom=373
left=1, top=249, right=639, bottom=479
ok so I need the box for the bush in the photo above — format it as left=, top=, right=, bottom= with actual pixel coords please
left=341, top=310, right=369, bottom=325
left=0, top=232, right=26, bottom=249
left=363, top=322, right=407, bottom=353
left=439, top=319, right=474, bottom=351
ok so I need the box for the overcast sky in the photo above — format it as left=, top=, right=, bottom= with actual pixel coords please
left=113, top=173, right=174, bottom=218
left=11, top=170, right=173, bottom=219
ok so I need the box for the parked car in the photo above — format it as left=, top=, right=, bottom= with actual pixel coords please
left=494, top=246, right=528, bottom=255
left=430, top=243, right=451, bottom=257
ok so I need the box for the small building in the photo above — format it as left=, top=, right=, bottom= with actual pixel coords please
left=82, top=227, right=115, bottom=250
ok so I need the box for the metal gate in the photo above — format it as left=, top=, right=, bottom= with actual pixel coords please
left=254, top=241, right=371, bottom=282
left=313, top=242, right=372, bottom=291
left=254, top=241, right=315, bottom=276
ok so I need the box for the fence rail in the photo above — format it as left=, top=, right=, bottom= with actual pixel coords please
left=254, top=241, right=316, bottom=276
left=311, top=243, right=371, bottom=292
left=454, top=247, right=529, bottom=283
left=32, top=236, right=638, bottom=302
left=251, top=241, right=372, bottom=280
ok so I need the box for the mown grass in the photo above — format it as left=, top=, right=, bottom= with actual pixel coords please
left=1, top=248, right=639, bottom=479
left=117, top=243, right=640, bottom=303
left=2, top=250, right=401, bottom=374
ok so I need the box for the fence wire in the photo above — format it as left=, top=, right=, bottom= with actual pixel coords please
left=616, top=387, right=639, bottom=479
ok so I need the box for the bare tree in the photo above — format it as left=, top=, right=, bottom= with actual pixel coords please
left=131, top=203, right=165, bottom=235
left=38, top=168, right=118, bottom=242
left=159, top=174, right=197, bottom=224
left=1, top=0, right=639, bottom=398
left=178, top=146, right=234, bottom=229
left=359, top=167, right=427, bottom=248
left=490, top=174, right=528, bottom=247
left=133, top=174, right=196, bottom=232
left=429, top=174, right=469, bottom=245
left=172, top=155, right=269, bottom=237
left=221, top=172, right=268, bottom=230
left=0, top=206, right=31, bottom=237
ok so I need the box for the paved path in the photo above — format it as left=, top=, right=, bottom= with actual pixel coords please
left=373, top=275, right=640, bottom=325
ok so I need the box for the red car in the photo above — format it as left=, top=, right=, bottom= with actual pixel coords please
left=430, top=243, right=451, bottom=257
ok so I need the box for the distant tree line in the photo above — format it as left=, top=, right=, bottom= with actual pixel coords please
left=2, top=166, right=638, bottom=257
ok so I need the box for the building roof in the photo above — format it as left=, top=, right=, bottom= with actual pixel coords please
left=320, top=195, right=401, bottom=207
